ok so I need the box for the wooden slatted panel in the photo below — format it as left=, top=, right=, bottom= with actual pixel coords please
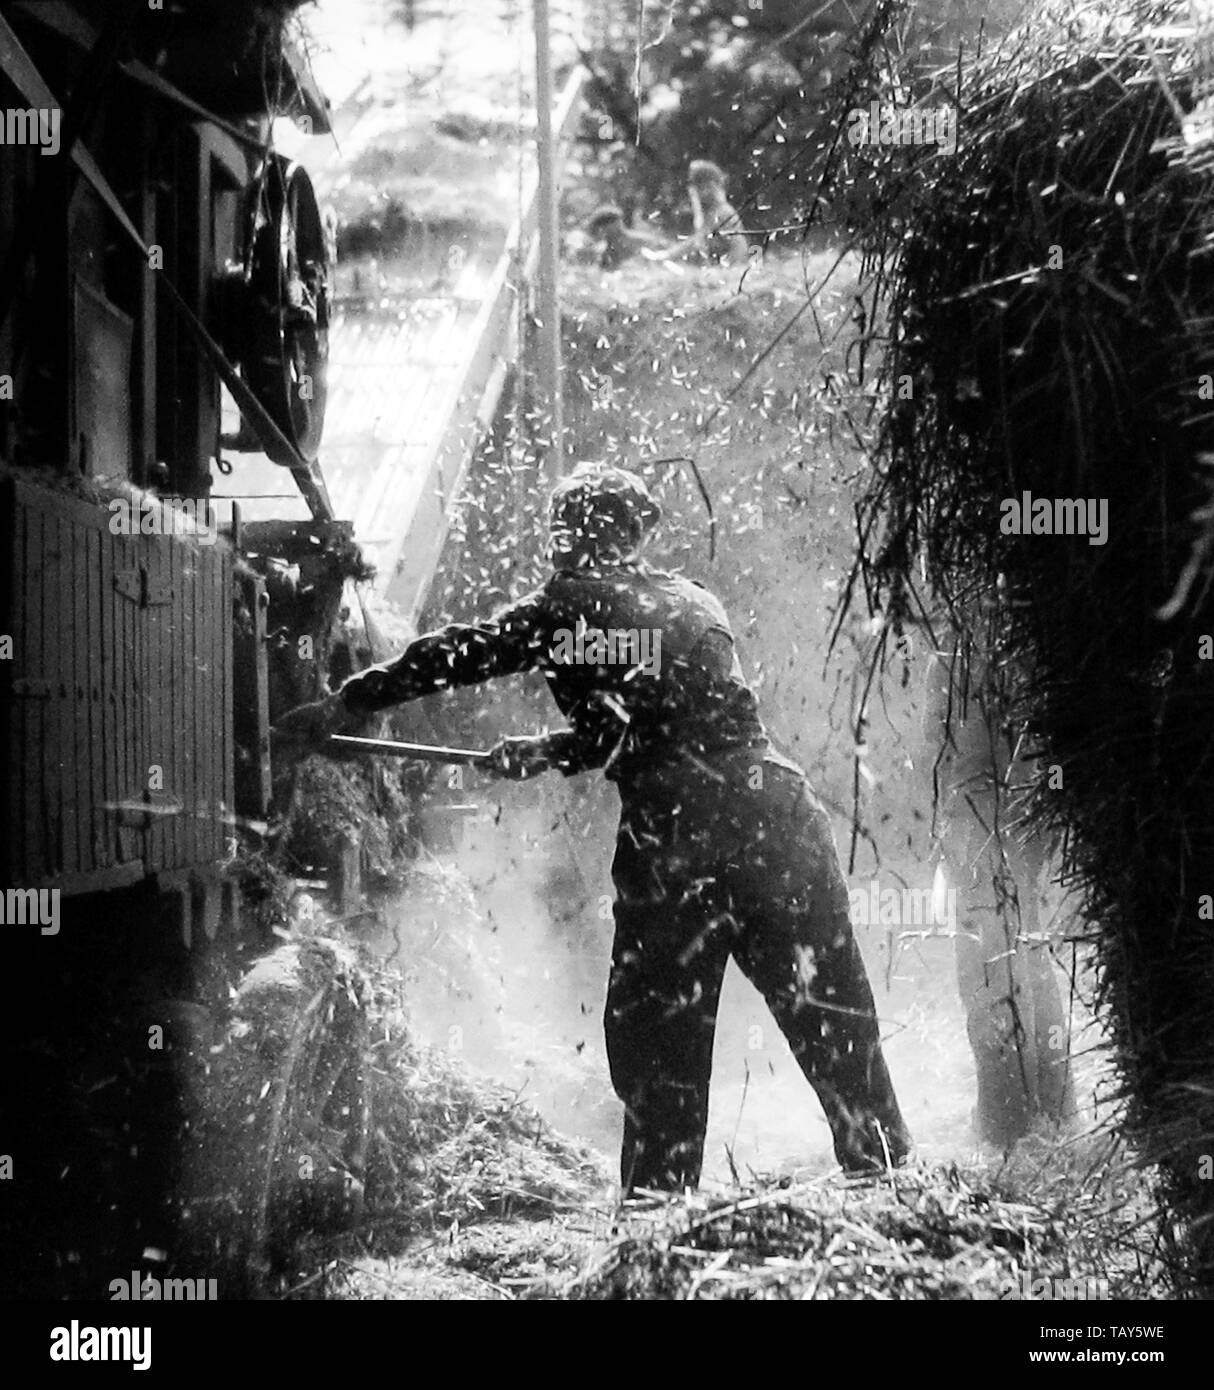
left=1, top=486, right=12, bottom=882
left=68, top=505, right=87, bottom=872
left=60, top=507, right=78, bottom=872
left=5, top=485, right=22, bottom=881
left=48, top=505, right=66, bottom=874
left=4, top=483, right=31, bottom=880
left=7, top=480, right=234, bottom=890
left=31, top=499, right=51, bottom=881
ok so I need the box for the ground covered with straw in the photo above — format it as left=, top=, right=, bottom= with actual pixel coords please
left=311, top=1140, right=1164, bottom=1301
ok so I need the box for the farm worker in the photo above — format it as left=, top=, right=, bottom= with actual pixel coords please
left=584, top=204, right=668, bottom=269
left=275, top=463, right=911, bottom=1191
left=652, top=158, right=750, bottom=267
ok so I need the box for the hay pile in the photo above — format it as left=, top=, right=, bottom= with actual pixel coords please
left=181, top=927, right=605, bottom=1295
left=281, top=754, right=416, bottom=888
left=361, top=999, right=608, bottom=1239
left=826, top=0, right=1214, bottom=1290
left=555, top=1147, right=1162, bottom=1301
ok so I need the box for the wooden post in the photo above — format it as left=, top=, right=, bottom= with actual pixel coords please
left=533, top=0, right=563, bottom=478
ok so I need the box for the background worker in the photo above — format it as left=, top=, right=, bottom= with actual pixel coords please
left=652, top=158, right=751, bottom=267
left=584, top=204, right=668, bottom=269
left=275, top=463, right=911, bottom=1191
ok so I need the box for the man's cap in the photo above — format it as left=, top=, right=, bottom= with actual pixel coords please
left=587, top=204, right=625, bottom=234
left=548, top=462, right=661, bottom=545
left=689, top=159, right=727, bottom=188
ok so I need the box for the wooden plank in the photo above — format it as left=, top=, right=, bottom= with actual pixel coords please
left=85, top=524, right=104, bottom=873
left=188, top=537, right=200, bottom=864
left=386, top=275, right=515, bottom=619
left=58, top=507, right=79, bottom=873
left=0, top=485, right=10, bottom=884
left=146, top=530, right=167, bottom=872
left=113, top=527, right=135, bottom=867
left=136, top=530, right=153, bottom=870
left=203, top=543, right=220, bottom=860
left=32, top=501, right=51, bottom=881
left=201, top=548, right=216, bottom=859
left=8, top=482, right=27, bottom=882
left=158, top=534, right=173, bottom=870
left=3, top=485, right=16, bottom=883
left=31, top=503, right=49, bottom=879
left=214, top=548, right=226, bottom=859
left=60, top=503, right=76, bottom=876
left=221, top=555, right=234, bottom=848
left=232, top=567, right=269, bottom=819
left=196, top=541, right=209, bottom=861
left=162, top=535, right=175, bottom=870
left=198, top=546, right=212, bottom=862
left=45, top=503, right=62, bottom=877
left=134, top=527, right=150, bottom=870
left=71, top=503, right=90, bottom=876
left=176, top=536, right=189, bottom=868
left=98, top=515, right=118, bottom=868
left=210, top=552, right=221, bottom=859
left=39, top=860, right=145, bottom=898
left=189, top=537, right=202, bottom=865
left=163, top=535, right=178, bottom=869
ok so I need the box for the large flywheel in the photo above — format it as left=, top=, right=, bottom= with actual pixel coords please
left=240, top=155, right=331, bottom=466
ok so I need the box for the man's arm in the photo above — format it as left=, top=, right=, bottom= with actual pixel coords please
left=539, top=696, right=628, bottom=776
left=483, top=690, right=630, bottom=782
left=339, top=592, right=549, bottom=715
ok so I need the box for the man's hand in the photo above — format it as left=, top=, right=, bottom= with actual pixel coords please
left=272, top=692, right=357, bottom=750
left=485, top=734, right=553, bottom=781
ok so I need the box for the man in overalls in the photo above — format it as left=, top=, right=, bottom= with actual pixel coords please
left=277, top=463, right=911, bottom=1191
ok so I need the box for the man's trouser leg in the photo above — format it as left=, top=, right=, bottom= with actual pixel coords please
left=726, top=764, right=911, bottom=1170
left=605, top=814, right=732, bottom=1193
